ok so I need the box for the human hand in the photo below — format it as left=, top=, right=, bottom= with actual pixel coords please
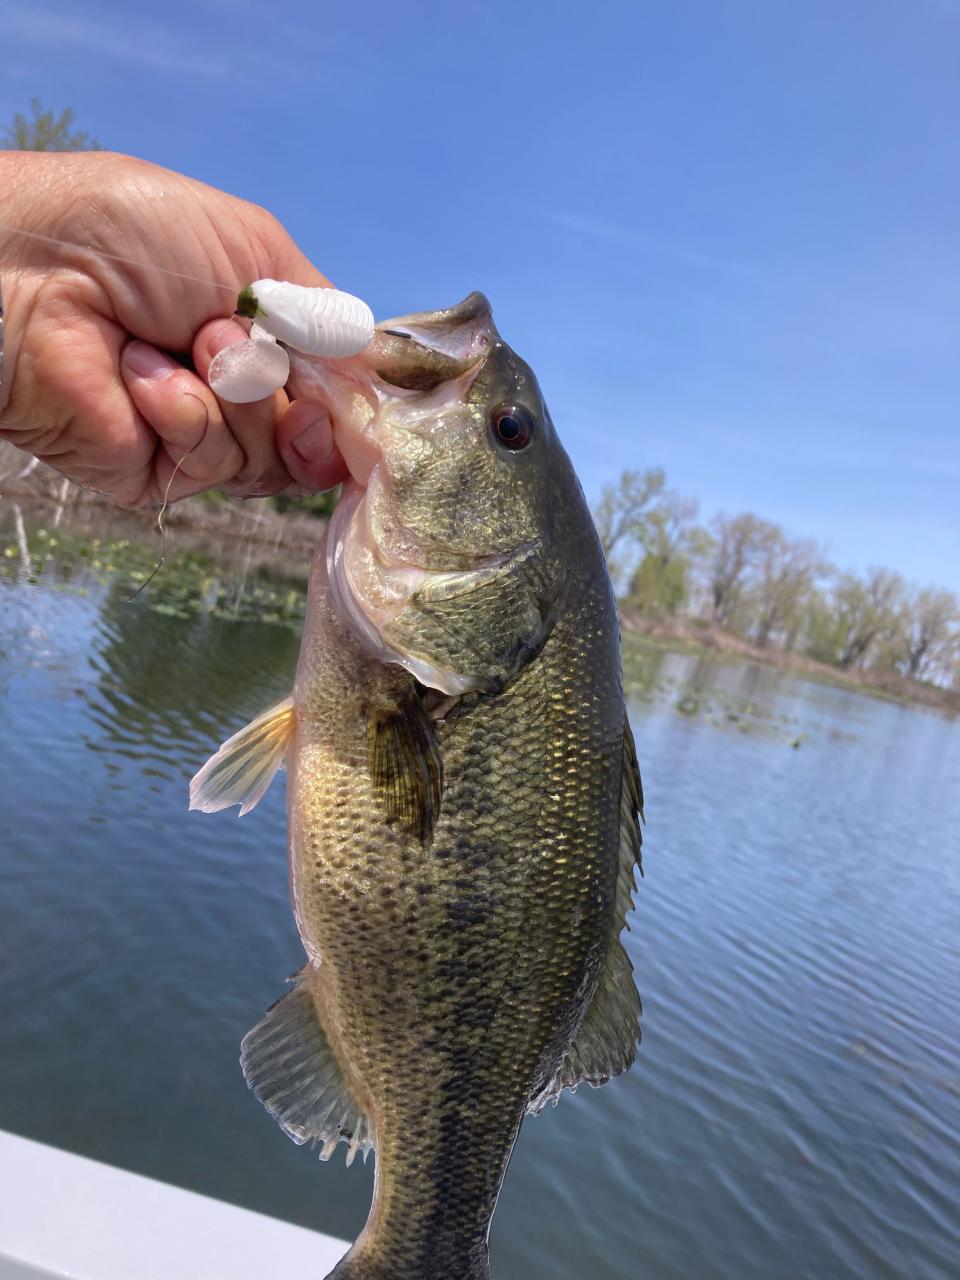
left=0, top=150, right=348, bottom=505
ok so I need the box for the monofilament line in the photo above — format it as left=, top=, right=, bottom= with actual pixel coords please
left=126, top=414, right=208, bottom=603
left=0, top=220, right=239, bottom=294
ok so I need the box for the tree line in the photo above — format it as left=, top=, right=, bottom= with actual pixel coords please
left=595, top=468, right=959, bottom=689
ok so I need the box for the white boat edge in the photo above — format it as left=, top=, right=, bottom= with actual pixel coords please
left=0, top=1129, right=350, bottom=1280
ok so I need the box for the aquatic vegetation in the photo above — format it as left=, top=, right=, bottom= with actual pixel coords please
left=623, top=636, right=813, bottom=747
left=0, top=519, right=310, bottom=630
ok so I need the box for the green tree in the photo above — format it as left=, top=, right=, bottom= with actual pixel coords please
left=802, top=589, right=848, bottom=665
left=593, top=468, right=666, bottom=590
left=829, top=568, right=905, bottom=669
left=1, top=99, right=100, bottom=151
left=627, top=494, right=712, bottom=618
left=629, top=553, right=690, bottom=617
left=706, top=512, right=778, bottom=629
left=749, top=532, right=829, bottom=650
left=895, top=586, right=959, bottom=682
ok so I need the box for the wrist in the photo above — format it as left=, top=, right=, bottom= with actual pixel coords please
left=0, top=150, right=98, bottom=429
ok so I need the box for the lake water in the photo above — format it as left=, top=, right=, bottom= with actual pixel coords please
left=1, top=502, right=958, bottom=1280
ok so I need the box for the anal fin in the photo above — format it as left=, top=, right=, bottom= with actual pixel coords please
left=240, top=967, right=375, bottom=1166
left=528, top=940, right=641, bottom=1114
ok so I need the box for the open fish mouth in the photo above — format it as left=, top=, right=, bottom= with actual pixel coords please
left=367, top=291, right=496, bottom=388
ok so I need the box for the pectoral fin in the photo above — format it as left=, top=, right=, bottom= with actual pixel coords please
left=528, top=717, right=645, bottom=1113
left=241, top=967, right=374, bottom=1166
left=367, top=699, right=443, bottom=843
left=189, top=696, right=295, bottom=816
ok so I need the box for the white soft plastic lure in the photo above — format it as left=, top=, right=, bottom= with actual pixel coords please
left=207, top=281, right=375, bottom=403
left=239, top=280, right=375, bottom=358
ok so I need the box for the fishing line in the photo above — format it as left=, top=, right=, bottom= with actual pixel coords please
left=0, top=220, right=240, bottom=295
left=125, top=400, right=209, bottom=603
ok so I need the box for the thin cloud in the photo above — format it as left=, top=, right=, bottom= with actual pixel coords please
left=544, top=209, right=750, bottom=276
left=7, top=9, right=228, bottom=77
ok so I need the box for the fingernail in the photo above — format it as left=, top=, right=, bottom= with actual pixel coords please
left=291, top=413, right=335, bottom=463
left=123, top=342, right=177, bottom=380
left=209, top=318, right=247, bottom=350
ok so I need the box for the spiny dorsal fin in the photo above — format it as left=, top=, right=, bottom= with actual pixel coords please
left=240, top=967, right=375, bottom=1167
left=367, top=700, right=443, bottom=843
left=189, top=696, right=295, bottom=817
left=528, top=716, right=644, bottom=1114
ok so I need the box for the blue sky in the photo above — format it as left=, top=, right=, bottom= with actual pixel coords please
left=2, top=0, right=958, bottom=590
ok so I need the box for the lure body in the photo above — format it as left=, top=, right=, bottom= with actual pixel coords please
left=240, top=280, right=375, bottom=358
left=207, top=324, right=290, bottom=404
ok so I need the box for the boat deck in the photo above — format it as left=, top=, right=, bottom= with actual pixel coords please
left=0, top=1130, right=349, bottom=1279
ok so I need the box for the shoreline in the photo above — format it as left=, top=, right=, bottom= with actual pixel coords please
left=0, top=472, right=326, bottom=562
left=620, top=610, right=959, bottom=717
left=3, top=474, right=956, bottom=718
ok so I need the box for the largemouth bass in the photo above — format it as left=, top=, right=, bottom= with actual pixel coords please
left=191, top=293, right=644, bottom=1280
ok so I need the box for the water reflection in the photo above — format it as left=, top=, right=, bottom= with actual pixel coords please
left=86, top=577, right=301, bottom=773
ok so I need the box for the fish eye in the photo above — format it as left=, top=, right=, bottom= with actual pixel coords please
left=491, top=405, right=536, bottom=451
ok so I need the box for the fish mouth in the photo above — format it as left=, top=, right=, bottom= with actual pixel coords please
left=367, top=290, right=497, bottom=385
left=287, top=292, right=495, bottom=490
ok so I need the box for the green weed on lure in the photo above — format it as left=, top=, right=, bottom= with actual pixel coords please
left=208, top=280, right=375, bottom=404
